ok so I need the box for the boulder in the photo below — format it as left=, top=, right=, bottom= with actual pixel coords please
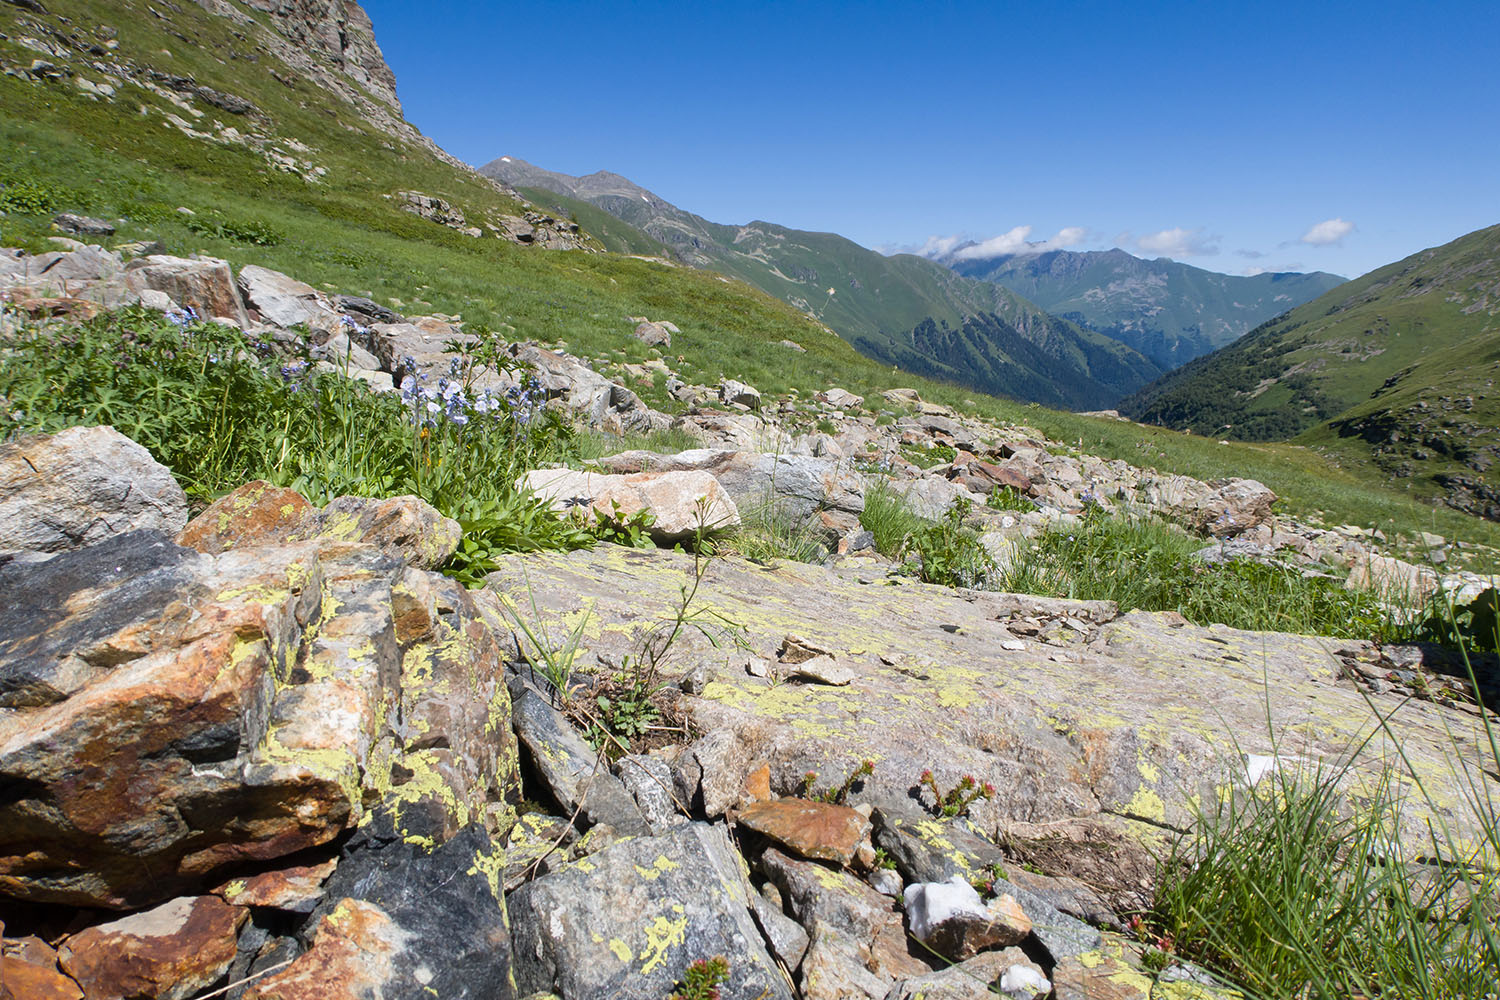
left=1143, top=475, right=1276, bottom=538
left=896, top=476, right=972, bottom=519
left=178, top=481, right=461, bottom=569
left=817, top=387, right=864, bottom=409
left=904, top=877, right=1031, bottom=961
left=58, top=895, right=247, bottom=1000
left=520, top=468, right=739, bottom=542
left=718, top=378, right=762, bottom=411
left=51, top=213, right=115, bottom=236
left=0, top=246, right=123, bottom=291
left=592, top=449, right=866, bottom=522
left=0, top=520, right=518, bottom=908
left=0, top=426, right=188, bottom=555
left=237, top=264, right=341, bottom=333
left=123, top=255, right=249, bottom=328
left=248, top=819, right=513, bottom=1000
left=1346, top=553, right=1440, bottom=603
left=508, top=823, right=793, bottom=1000
left=634, top=320, right=672, bottom=348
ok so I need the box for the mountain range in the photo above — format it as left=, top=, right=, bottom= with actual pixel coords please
left=1122, top=224, right=1500, bottom=517
left=483, top=156, right=1168, bottom=410
left=942, top=248, right=1345, bottom=369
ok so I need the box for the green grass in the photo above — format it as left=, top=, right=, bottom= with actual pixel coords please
left=999, top=510, right=1401, bottom=638
left=0, top=309, right=596, bottom=581
left=1148, top=701, right=1500, bottom=999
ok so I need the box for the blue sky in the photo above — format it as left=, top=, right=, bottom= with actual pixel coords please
left=363, top=1, right=1499, bottom=279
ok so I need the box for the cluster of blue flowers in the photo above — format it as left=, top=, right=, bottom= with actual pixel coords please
left=397, top=359, right=543, bottom=431
left=164, top=305, right=199, bottom=329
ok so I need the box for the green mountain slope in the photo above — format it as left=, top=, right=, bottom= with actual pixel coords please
left=481, top=156, right=1163, bottom=409
left=946, top=248, right=1346, bottom=369
left=1121, top=224, right=1500, bottom=517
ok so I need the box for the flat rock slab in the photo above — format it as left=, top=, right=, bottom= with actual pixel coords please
left=508, top=823, right=792, bottom=1000
left=59, top=895, right=246, bottom=1000
left=522, top=468, right=739, bottom=542
left=486, top=546, right=1497, bottom=865
left=736, top=798, right=870, bottom=865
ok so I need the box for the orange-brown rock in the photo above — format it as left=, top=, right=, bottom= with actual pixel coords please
left=1, top=936, right=82, bottom=1000
left=243, top=899, right=403, bottom=1000
left=739, top=763, right=773, bottom=807
left=58, top=895, right=246, bottom=1000
left=214, top=859, right=337, bottom=912
left=178, top=481, right=460, bottom=569
left=0, top=523, right=519, bottom=909
left=736, top=798, right=871, bottom=866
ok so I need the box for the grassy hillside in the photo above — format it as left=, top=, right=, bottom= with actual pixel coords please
left=1121, top=225, right=1500, bottom=516
left=2, top=2, right=1498, bottom=554
left=950, top=248, right=1345, bottom=368
left=483, top=157, right=1164, bottom=409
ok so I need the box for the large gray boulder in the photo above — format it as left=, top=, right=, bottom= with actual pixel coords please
left=237, top=263, right=341, bottom=332
left=593, top=449, right=866, bottom=522
left=520, top=467, right=740, bottom=542
left=508, top=823, right=793, bottom=1000
left=0, top=426, right=188, bottom=555
left=123, top=254, right=249, bottom=327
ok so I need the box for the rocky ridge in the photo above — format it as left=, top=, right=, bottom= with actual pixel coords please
left=1, top=244, right=1498, bottom=999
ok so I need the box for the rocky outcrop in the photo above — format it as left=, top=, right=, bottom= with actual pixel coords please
left=521, top=467, right=740, bottom=542
left=0, top=425, right=188, bottom=556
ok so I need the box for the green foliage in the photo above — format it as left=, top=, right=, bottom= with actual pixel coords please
left=858, top=481, right=929, bottom=558
left=585, top=500, right=658, bottom=549
left=183, top=209, right=283, bottom=246
left=1414, top=587, right=1500, bottom=654
left=1148, top=743, right=1500, bottom=999
left=504, top=579, right=595, bottom=703
left=798, top=760, right=875, bottom=805
left=918, top=770, right=995, bottom=818
left=903, top=499, right=995, bottom=589
left=998, top=513, right=1398, bottom=639
left=0, top=310, right=592, bottom=585
left=0, top=174, right=84, bottom=215
left=900, top=441, right=957, bottom=467
left=731, top=499, right=827, bottom=565
left=986, top=485, right=1036, bottom=512
left=667, top=956, right=729, bottom=1000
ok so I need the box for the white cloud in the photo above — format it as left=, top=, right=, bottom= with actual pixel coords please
left=1136, top=226, right=1220, bottom=258
left=900, top=225, right=1087, bottom=261
left=1300, top=217, right=1355, bottom=246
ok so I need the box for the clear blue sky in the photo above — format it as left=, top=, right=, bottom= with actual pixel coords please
left=363, top=0, right=1499, bottom=279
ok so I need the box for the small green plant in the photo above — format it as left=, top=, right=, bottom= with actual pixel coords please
left=1414, top=586, right=1499, bottom=654
left=918, top=770, right=996, bottom=818
left=503, top=579, right=595, bottom=704
left=816, top=417, right=838, bottom=435
left=986, top=485, right=1036, bottom=512
left=798, top=759, right=875, bottom=804
left=900, top=441, right=957, bottom=467
left=872, top=847, right=897, bottom=871
left=968, top=862, right=1009, bottom=895
left=583, top=500, right=658, bottom=548
left=903, top=499, right=995, bottom=589
left=667, top=956, right=729, bottom=1000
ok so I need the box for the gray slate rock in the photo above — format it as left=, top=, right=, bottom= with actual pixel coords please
left=308, top=812, right=516, bottom=999
left=872, top=809, right=1102, bottom=960
left=52, top=212, right=115, bottom=236
left=509, top=822, right=793, bottom=1000
left=0, top=425, right=189, bottom=555
left=616, top=754, right=688, bottom=834
left=512, top=688, right=649, bottom=835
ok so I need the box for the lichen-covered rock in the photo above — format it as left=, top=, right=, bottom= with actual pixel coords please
left=179, top=480, right=461, bottom=569
left=521, top=468, right=739, bottom=542
left=58, top=895, right=247, bottom=1000
left=251, top=818, right=514, bottom=1000
left=214, top=859, right=337, bottom=913
left=509, top=823, right=792, bottom=1000
left=0, top=426, right=188, bottom=555
left=484, top=544, right=1494, bottom=875
left=0, top=524, right=518, bottom=909
left=511, top=688, right=650, bottom=836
